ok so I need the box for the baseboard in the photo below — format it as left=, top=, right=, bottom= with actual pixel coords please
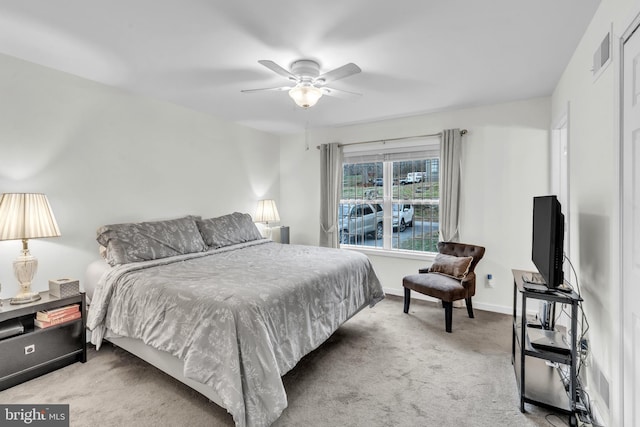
left=383, top=287, right=512, bottom=315
left=473, top=301, right=513, bottom=315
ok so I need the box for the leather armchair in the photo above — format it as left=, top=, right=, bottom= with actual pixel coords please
left=402, top=241, right=486, bottom=332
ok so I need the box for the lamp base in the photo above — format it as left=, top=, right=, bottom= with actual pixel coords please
left=10, top=292, right=42, bottom=305
left=11, top=249, right=40, bottom=305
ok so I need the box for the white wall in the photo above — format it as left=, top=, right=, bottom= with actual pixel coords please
left=0, top=54, right=280, bottom=299
left=280, top=97, right=551, bottom=313
left=551, top=0, right=640, bottom=425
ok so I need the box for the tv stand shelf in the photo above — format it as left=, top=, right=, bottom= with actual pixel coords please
left=514, top=322, right=572, bottom=365
left=511, top=269, right=582, bottom=427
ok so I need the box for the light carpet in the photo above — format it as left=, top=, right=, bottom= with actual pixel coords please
left=0, top=296, right=567, bottom=426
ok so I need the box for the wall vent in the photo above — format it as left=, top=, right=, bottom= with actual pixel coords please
left=589, top=358, right=611, bottom=412
left=593, top=28, right=612, bottom=80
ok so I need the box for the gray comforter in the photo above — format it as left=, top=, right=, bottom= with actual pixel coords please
left=87, top=240, right=384, bottom=427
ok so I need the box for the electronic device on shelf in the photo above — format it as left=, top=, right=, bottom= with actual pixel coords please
left=522, top=272, right=545, bottom=284
left=527, top=326, right=571, bottom=355
left=521, top=273, right=573, bottom=293
left=531, top=195, right=565, bottom=291
left=522, top=282, right=549, bottom=293
left=522, top=272, right=550, bottom=293
left=0, top=320, right=24, bottom=340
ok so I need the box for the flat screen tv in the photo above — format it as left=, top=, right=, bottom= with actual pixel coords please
left=532, top=195, right=565, bottom=289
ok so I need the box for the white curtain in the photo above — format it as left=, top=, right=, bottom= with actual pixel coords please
left=439, top=129, right=462, bottom=242
left=319, top=143, right=343, bottom=248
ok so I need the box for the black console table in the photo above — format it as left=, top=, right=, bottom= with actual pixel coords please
left=511, top=269, right=582, bottom=426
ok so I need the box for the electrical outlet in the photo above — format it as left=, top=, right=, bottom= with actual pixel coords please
left=486, top=273, right=495, bottom=288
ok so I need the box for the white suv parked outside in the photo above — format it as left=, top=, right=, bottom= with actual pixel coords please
left=393, top=204, right=414, bottom=232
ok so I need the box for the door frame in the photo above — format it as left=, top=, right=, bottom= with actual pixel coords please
left=551, top=105, right=570, bottom=259
left=620, top=12, right=640, bottom=427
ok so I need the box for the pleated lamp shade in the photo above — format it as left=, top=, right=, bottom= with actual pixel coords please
left=254, top=199, right=280, bottom=224
left=0, top=193, right=61, bottom=241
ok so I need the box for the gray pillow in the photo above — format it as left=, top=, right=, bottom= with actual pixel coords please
left=196, top=212, right=263, bottom=249
left=97, top=216, right=207, bottom=266
left=429, top=253, right=473, bottom=279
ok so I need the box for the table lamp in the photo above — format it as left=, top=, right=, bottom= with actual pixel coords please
left=0, top=193, right=61, bottom=304
left=254, top=199, right=280, bottom=238
left=254, top=199, right=280, bottom=226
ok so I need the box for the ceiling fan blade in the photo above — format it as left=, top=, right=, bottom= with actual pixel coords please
left=315, top=63, right=361, bottom=85
left=321, top=86, right=362, bottom=99
left=241, top=86, right=292, bottom=93
left=258, top=60, right=297, bottom=81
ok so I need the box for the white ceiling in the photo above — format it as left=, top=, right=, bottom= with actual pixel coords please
left=0, top=0, right=600, bottom=135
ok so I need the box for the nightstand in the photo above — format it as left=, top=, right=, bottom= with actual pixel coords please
left=0, top=291, right=87, bottom=391
left=271, top=226, right=290, bottom=244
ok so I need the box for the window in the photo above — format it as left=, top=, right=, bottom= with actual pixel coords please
left=339, top=137, right=440, bottom=254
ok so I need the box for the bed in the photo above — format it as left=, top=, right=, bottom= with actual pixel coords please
left=85, top=213, right=384, bottom=427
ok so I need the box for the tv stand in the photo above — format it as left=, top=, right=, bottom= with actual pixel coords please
left=512, top=269, right=582, bottom=427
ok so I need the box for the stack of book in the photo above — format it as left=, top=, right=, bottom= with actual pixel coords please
left=35, top=304, right=81, bottom=329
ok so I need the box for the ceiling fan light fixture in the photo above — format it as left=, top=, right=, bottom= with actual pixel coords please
left=288, top=85, right=322, bottom=108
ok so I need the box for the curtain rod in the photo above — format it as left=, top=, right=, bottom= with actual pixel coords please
left=315, top=129, right=467, bottom=150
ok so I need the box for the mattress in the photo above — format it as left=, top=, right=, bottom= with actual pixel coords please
left=84, top=259, right=111, bottom=301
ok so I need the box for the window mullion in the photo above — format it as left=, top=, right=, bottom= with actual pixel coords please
left=383, top=161, right=393, bottom=250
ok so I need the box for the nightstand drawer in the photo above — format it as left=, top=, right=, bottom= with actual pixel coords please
left=0, top=321, right=83, bottom=379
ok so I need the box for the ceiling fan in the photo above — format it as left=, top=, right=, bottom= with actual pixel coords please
left=241, top=59, right=362, bottom=108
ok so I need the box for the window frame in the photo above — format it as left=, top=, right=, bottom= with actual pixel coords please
left=339, top=136, right=441, bottom=258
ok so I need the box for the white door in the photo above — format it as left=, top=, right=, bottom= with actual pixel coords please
left=622, top=21, right=640, bottom=427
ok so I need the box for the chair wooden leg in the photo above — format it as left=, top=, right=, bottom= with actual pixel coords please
left=466, top=297, right=474, bottom=318
left=403, top=288, right=411, bottom=313
left=443, top=301, right=453, bottom=333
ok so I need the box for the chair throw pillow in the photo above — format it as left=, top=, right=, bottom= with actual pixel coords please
left=429, top=253, right=474, bottom=279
